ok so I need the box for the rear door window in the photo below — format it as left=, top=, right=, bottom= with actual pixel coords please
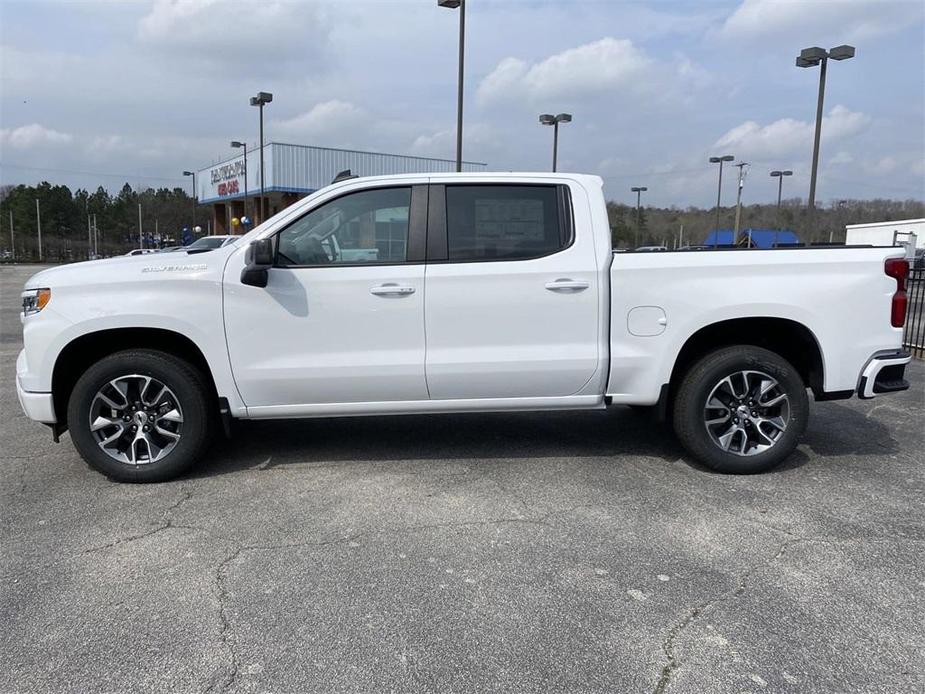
left=444, top=185, right=566, bottom=262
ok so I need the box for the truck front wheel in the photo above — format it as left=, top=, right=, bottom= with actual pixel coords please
left=672, top=346, right=808, bottom=474
left=67, top=349, right=213, bottom=482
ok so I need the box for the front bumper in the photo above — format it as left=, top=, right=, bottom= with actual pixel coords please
left=16, top=350, right=56, bottom=423
left=857, top=350, right=912, bottom=400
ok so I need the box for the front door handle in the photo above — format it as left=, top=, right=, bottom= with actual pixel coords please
left=545, top=278, right=590, bottom=291
left=370, top=284, right=416, bottom=297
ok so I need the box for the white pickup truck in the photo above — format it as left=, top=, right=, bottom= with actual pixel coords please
left=17, top=173, right=912, bottom=482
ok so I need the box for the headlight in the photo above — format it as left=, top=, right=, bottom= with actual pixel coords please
left=22, top=288, right=51, bottom=316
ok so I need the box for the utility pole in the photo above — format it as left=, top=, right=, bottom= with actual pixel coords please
left=631, top=186, right=647, bottom=248
left=733, top=162, right=749, bottom=244
left=88, top=213, right=93, bottom=259
left=138, top=203, right=143, bottom=249
left=35, top=199, right=42, bottom=260
left=709, top=155, right=734, bottom=244
left=9, top=209, right=14, bottom=261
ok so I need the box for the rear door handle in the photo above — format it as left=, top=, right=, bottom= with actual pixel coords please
left=545, top=279, right=590, bottom=291
left=370, top=284, right=416, bottom=297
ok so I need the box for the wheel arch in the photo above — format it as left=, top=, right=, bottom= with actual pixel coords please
left=667, top=317, right=825, bottom=401
left=52, top=327, right=219, bottom=428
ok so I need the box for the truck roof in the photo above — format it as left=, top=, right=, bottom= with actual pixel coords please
left=325, top=171, right=604, bottom=187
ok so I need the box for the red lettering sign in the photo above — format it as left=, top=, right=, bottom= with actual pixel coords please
left=217, top=180, right=240, bottom=196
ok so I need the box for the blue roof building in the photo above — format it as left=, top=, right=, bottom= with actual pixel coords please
left=703, top=229, right=800, bottom=248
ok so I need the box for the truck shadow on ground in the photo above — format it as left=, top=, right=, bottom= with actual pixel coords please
left=801, top=401, right=904, bottom=458
left=192, top=401, right=900, bottom=479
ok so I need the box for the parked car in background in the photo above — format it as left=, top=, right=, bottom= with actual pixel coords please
left=17, top=172, right=912, bottom=482
left=635, top=245, right=668, bottom=252
left=184, top=235, right=237, bottom=252
left=124, top=248, right=157, bottom=257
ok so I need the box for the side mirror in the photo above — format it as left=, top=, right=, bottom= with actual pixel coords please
left=241, top=238, right=273, bottom=288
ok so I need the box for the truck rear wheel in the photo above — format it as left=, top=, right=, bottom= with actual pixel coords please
left=67, top=349, right=213, bottom=483
left=672, top=346, right=808, bottom=474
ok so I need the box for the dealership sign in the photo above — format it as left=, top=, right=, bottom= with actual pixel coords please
left=211, top=161, right=245, bottom=197
left=196, top=146, right=274, bottom=203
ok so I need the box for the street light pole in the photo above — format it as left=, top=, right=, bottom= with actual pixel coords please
left=539, top=113, right=572, bottom=172
left=231, top=141, right=249, bottom=223
left=438, top=0, right=465, bottom=171
left=250, top=91, right=273, bottom=222
left=770, top=170, right=793, bottom=233
left=35, top=198, right=42, bottom=260
left=9, top=209, right=14, bottom=261
left=183, top=170, right=196, bottom=233
left=631, top=186, right=647, bottom=248
left=796, top=45, right=855, bottom=234
left=137, top=202, right=143, bottom=249
left=709, top=155, right=734, bottom=243
left=732, top=161, right=749, bottom=244
left=553, top=120, right=559, bottom=171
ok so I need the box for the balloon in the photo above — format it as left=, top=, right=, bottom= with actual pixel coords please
left=231, top=217, right=240, bottom=226
left=193, top=225, right=202, bottom=233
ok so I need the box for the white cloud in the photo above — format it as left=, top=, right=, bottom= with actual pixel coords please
left=828, top=151, right=855, bottom=166
left=714, top=105, right=871, bottom=158
left=409, top=124, right=496, bottom=161
left=0, top=124, right=73, bottom=149
left=271, top=100, right=369, bottom=144
left=138, top=0, right=329, bottom=68
left=721, top=0, right=924, bottom=42
left=477, top=38, right=652, bottom=104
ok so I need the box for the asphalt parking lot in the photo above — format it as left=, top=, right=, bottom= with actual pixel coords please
left=2, top=263, right=923, bottom=694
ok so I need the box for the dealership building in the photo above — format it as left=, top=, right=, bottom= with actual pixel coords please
left=195, top=142, right=487, bottom=234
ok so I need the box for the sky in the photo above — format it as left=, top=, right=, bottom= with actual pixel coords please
left=1, top=0, right=923, bottom=208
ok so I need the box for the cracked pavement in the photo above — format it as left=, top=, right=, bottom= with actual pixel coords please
left=2, top=264, right=924, bottom=693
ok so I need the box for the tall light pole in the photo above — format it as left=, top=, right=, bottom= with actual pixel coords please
left=796, top=44, right=855, bottom=233
left=137, top=202, right=143, bottom=249
left=35, top=199, right=42, bottom=260
left=709, top=155, right=734, bottom=243
left=732, top=161, right=749, bottom=244
left=539, top=113, right=572, bottom=172
left=230, top=141, right=249, bottom=223
left=8, top=209, right=14, bottom=261
left=250, top=91, right=273, bottom=222
left=438, top=0, right=465, bottom=171
left=631, top=186, right=647, bottom=248
left=770, top=170, right=793, bottom=235
left=183, top=170, right=196, bottom=233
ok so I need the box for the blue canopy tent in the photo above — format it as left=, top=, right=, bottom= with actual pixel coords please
left=703, top=229, right=800, bottom=248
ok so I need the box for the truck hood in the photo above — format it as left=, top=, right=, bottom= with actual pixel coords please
left=23, top=247, right=237, bottom=290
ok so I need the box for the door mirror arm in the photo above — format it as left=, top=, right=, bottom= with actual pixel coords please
left=241, top=238, right=273, bottom=288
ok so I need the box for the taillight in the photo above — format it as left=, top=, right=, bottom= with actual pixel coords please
left=884, top=257, right=908, bottom=328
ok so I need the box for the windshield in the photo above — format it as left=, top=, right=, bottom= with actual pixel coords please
left=186, top=237, right=228, bottom=250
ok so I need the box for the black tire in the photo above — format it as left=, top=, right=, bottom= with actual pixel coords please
left=672, top=345, right=809, bottom=474
left=67, top=349, right=213, bottom=482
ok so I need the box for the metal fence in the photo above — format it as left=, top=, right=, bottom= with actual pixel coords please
left=904, top=267, right=925, bottom=358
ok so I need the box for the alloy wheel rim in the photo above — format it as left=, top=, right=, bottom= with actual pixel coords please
left=88, top=375, right=183, bottom=465
left=703, top=370, right=790, bottom=457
